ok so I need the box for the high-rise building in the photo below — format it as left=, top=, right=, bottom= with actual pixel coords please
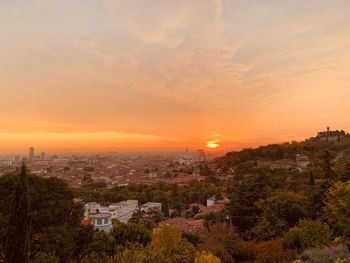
left=40, top=152, right=46, bottom=161
left=29, top=147, right=35, bottom=161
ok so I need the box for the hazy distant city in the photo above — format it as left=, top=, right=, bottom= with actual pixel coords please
left=0, top=147, right=223, bottom=187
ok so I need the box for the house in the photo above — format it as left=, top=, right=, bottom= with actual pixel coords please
left=296, top=154, right=310, bottom=171
left=89, top=213, right=112, bottom=232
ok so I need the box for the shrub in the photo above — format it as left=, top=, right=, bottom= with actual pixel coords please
left=31, top=253, right=59, bottom=263
left=334, top=257, right=350, bottom=263
left=252, top=239, right=296, bottom=263
left=300, top=245, right=350, bottom=263
left=195, top=251, right=221, bottom=263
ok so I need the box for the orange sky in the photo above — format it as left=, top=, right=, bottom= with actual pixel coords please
left=1, top=0, right=350, bottom=153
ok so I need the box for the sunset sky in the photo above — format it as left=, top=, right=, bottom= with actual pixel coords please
left=1, top=0, right=350, bottom=153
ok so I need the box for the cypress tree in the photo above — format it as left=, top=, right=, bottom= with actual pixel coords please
left=308, top=170, right=315, bottom=186
left=5, top=164, right=31, bottom=263
left=321, top=150, right=336, bottom=180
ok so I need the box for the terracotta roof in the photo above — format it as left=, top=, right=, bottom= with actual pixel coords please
left=159, top=217, right=204, bottom=233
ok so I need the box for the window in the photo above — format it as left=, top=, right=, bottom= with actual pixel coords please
left=96, top=218, right=102, bottom=225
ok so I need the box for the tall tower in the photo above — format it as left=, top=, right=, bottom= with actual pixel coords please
left=29, top=147, right=35, bottom=161
left=327, top=127, right=330, bottom=142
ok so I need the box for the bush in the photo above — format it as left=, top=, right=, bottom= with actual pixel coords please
left=300, top=245, right=350, bottom=263
left=31, top=253, right=59, bottom=263
left=283, top=220, right=333, bottom=251
left=252, top=239, right=296, bottom=263
left=195, top=251, right=221, bottom=263
left=334, top=257, right=350, bottom=263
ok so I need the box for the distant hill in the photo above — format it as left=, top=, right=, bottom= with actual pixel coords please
left=216, top=128, right=350, bottom=169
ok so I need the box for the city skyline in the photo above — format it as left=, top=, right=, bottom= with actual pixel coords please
left=1, top=0, right=350, bottom=152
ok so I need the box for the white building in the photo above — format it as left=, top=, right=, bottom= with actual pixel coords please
left=141, top=202, right=162, bottom=213
left=90, top=213, right=112, bottom=232
left=105, top=200, right=138, bottom=223
left=84, top=200, right=138, bottom=223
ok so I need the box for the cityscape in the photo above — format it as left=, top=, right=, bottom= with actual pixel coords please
left=0, top=147, right=215, bottom=187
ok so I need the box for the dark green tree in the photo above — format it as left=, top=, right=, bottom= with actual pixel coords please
left=228, top=173, right=271, bottom=237
left=254, top=192, right=307, bottom=240
left=321, top=150, right=336, bottom=181
left=340, top=162, right=350, bottom=182
left=111, top=222, right=152, bottom=248
left=5, top=164, right=31, bottom=263
left=0, top=172, right=82, bottom=259
left=308, top=170, right=315, bottom=186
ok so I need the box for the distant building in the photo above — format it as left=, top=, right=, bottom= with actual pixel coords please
left=14, top=155, right=22, bottom=162
left=29, top=147, right=35, bottom=161
left=179, top=148, right=194, bottom=165
left=40, top=152, right=46, bottom=161
left=257, top=159, right=296, bottom=170
left=312, top=127, right=347, bottom=143
left=296, top=154, right=310, bottom=171
left=0, top=159, right=12, bottom=167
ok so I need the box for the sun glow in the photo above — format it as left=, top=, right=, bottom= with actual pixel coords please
left=206, top=140, right=219, bottom=149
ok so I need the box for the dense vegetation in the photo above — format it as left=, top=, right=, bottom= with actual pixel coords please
left=2, top=135, right=350, bottom=262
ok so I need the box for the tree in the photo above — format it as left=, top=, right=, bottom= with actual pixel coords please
left=282, top=220, right=333, bottom=252
left=340, top=162, right=350, bottom=182
left=228, top=173, right=271, bottom=236
left=150, top=225, right=196, bottom=263
left=5, top=164, right=31, bottom=263
left=324, top=181, right=350, bottom=237
left=111, top=222, right=151, bottom=248
left=31, top=253, right=59, bottom=263
left=308, top=171, right=315, bottom=186
left=86, top=231, right=115, bottom=258
left=0, top=173, right=82, bottom=258
left=321, top=150, right=336, bottom=181
left=45, top=226, right=74, bottom=263
left=254, top=192, right=307, bottom=240
left=72, top=225, right=95, bottom=263
left=252, top=240, right=296, bottom=263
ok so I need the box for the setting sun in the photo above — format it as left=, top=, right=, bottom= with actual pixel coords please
left=206, top=140, right=219, bottom=149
